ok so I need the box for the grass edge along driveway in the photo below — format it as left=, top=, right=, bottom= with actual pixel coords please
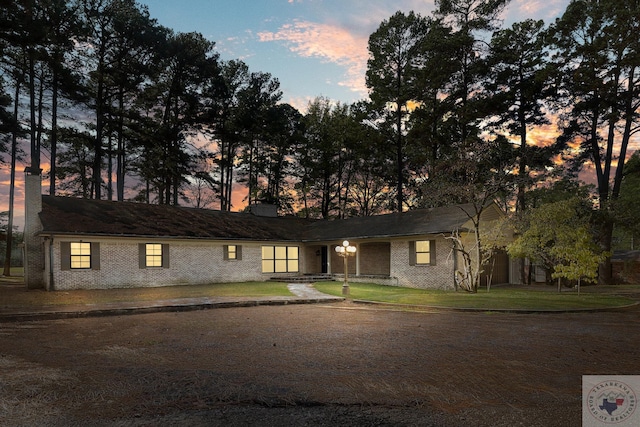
left=314, top=282, right=637, bottom=311
left=0, top=276, right=637, bottom=311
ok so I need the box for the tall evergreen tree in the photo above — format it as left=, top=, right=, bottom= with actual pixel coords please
left=433, top=0, right=510, bottom=153
left=137, top=30, right=220, bottom=204
left=366, top=11, right=431, bottom=212
left=235, top=71, right=282, bottom=207
left=486, top=19, right=555, bottom=212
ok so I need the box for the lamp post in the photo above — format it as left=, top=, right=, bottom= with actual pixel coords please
left=335, top=240, right=356, bottom=296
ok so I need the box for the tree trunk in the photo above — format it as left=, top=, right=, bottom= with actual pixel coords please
left=117, top=89, right=125, bottom=201
left=28, top=49, right=39, bottom=172
left=50, top=66, right=58, bottom=195
left=2, top=83, right=21, bottom=277
left=598, top=219, right=614, bottom=285
left=396, top=104, right=403, bottom=212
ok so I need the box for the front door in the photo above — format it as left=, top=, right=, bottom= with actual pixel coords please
left=321, top=246, right=328, bottom=274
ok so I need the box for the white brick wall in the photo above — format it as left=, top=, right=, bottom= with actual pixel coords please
left=390, top=236, right=456, bottom=290
left=44, top=234, right=465, bottom=291
left=50, top=238, right=302, bottom=290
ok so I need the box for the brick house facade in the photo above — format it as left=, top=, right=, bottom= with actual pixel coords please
left=24, top=172, right=511, bottom=291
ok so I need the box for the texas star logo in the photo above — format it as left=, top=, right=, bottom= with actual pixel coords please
left=587, top=380, right=637, bottom=424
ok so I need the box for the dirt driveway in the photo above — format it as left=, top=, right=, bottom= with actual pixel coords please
left=1, top=302, right=638, bottom=426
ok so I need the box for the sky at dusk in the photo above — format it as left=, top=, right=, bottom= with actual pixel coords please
left=7, top=0, right=637, bottom=231
left=140, top=0, right=572, bottom=111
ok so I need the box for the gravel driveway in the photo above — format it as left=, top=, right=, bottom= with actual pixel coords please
left=1, top=302, right=638, bottom=426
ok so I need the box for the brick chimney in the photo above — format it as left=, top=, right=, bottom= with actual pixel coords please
left=23, top=168, right=44, bottom=289
left=249, top=203, right=278, bottom=218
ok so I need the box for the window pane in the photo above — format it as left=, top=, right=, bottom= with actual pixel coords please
left=147, top=244, right=162, bottom=255
left=262, top=260, right=274, bottom=273
left=228, top=245, right=237, bottom=260
left=416, top=253, right=431, bottom=265
left=70, top=242, right=91, bottom=255
left=416, top=241, right=430, bottom=253
left=288, top=246, right=299, bottom=260
left=71, top=257, right=90, bottom=269
left=262, top=246, right=274, bottom=260
left=275, top=246, right=287, bottom=259
left=275, top=259, right=287, bottom=273
left=288, top=259, right=299, bottom=272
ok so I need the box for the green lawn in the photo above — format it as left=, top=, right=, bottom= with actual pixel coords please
left=313, top=282, right=637, bottom=310
left=1, top=277, right=637, bottom=311
left=0, top=281, right=293, bottom=307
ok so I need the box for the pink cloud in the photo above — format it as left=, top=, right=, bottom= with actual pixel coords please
left=258, top=20, right=369, bottom=96
left=505, top=0, right=570, bottom=22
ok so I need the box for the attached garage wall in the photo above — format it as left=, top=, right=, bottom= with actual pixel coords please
left=480, top=250, right=510, bottom=285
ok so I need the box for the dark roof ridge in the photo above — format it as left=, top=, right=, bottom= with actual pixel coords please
left=37, top=196, right=498, bottom=242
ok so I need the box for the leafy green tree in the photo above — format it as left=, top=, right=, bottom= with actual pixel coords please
left=296, top=98, right=373, bottom=219
left=551, top=226, right=607, bottom=294
left=0, top=40, right=13, bottom=143
left=102, top=0, right=164, bottom=201
left=0, top=77, right=12, bottom=155
left=405, top=19, right=457, bottom=191
left=2, top=0, right=50, bottom=174
left=550, top=0, right=640, bottom=284
left=508, top=197, right=606, bottom=290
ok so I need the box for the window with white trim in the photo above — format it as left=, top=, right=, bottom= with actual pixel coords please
left=70, top=242, right=92, bottom=269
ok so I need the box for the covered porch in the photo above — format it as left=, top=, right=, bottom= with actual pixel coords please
left=296, top=241, right=395, bottom=286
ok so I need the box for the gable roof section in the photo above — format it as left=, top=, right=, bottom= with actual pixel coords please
left=39, top=196, right=312, bottom=241
left=38, top=196, right=502, bottom=242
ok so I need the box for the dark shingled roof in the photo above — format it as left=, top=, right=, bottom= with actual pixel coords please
left=304, top=203, right=477, bottom=242
left=39, top=196, right=482, bottom=242
left=39, top=196, right=313, bottom=241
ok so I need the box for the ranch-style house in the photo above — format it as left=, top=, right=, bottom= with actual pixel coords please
left=22, top=170, right=513, bottom=291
